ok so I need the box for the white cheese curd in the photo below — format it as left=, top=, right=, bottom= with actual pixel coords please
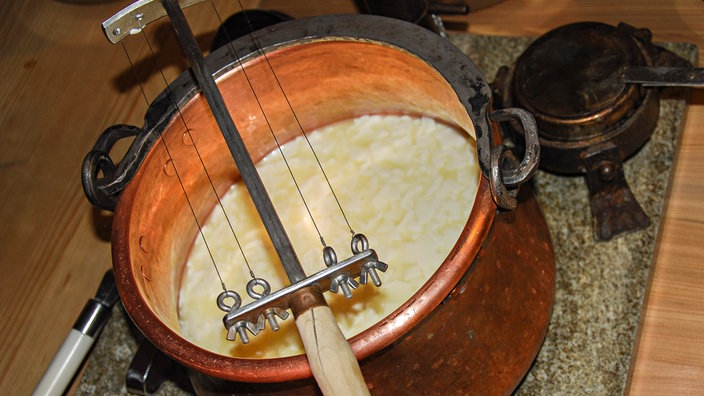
left=178, top=114, right=479, bottom=358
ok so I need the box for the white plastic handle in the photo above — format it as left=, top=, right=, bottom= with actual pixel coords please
left=33, top=329, right=94, bottom=396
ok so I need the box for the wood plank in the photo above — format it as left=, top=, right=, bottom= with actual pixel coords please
left=627, top=218, right=704, bottom=395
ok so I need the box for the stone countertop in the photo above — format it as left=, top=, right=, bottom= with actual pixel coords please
left=450, top=35, right=694, bottom=395
left=77, top=34, right=696, bottom=395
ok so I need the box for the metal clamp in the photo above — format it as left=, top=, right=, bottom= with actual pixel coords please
left=218, top=234, right=388, bottom=344
left=102, top=0, right=207, bottom=44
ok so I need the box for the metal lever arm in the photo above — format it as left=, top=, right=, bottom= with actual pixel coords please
left=159, top=1, right=370, bottom=393
left=162, top=0, right=306, bottom=284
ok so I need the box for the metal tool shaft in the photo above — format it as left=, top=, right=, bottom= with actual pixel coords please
left=162, top=0, right=306, bottom=283
left=622, top=66, right=704, bottom=87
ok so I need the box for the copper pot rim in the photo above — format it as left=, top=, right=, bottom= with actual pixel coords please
left=110, top=13, right=499, bottom=384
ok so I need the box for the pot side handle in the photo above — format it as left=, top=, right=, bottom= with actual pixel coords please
left=488, top=107, right=540, bottom=210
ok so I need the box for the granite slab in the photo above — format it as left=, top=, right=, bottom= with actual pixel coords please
left=77, top=34, right=697, bottom=395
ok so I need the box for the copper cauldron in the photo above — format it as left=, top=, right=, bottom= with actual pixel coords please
left=83, top=13, right=552, bottom=395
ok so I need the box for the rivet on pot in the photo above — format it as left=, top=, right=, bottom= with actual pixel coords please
left=182, top=130, right=194, bottom=145
left=140, top=264, right=151, bottom=281
left=598, top=161, right=617, bottom=182
left=163, top=159, right=176, bottom=176
left=138, top=235, right=149, bottom=253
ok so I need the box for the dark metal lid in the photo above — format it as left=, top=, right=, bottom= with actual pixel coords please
left=512, top=22, right=649, bottom=141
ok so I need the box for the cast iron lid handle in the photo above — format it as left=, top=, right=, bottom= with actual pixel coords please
left=621, top=65, right=704, bottom=87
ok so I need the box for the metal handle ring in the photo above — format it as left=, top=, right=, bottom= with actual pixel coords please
left=246, top=278, right=271, bottom=299
left=489, top=108, right=540, bottom=189
left=351, top=233, right=369, bottom=254
left=323, top=245, right=338, bottom=267
left=490, top=144, right=518, bottom=210
left=217, top=290, right=242, bottom=313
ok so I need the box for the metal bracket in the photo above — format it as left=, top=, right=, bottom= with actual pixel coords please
left=102, top=0, right=207, bottom=44
left=219, top=239, right=388, bottom=344
left=581, top=141, right=650, bottom=240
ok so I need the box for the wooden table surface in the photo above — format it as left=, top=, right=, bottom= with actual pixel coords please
left=1, top=0, right=702, bottom=394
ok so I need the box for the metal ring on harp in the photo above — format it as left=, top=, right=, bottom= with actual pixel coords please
left=323, top=246, right=338, bottom=267
left=217, top=290, right=242, bottom=313
left=351, top=233, right=369, bottom=254
left=246, top=278, right=271, bottom=299
left=490, top=144, right=518, bottom=210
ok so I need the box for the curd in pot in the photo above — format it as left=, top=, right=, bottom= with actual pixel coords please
left=178, top=114, right=479, bottom=358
